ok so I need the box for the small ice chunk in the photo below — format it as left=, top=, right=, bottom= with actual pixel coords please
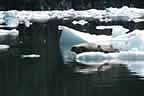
left=21, top=54, right=40, bottom=58
left=133, top=19, right=144, bottom=23
left=72, top=20, right=88, bottom=25
left=0, top=29, right=19, bottom=36
left=0, top=45, right=10, bottom=50
left=8, top=29, right=19, bottom=36
left=76, top=52, right=109, bottom=65
left=96, top=25, right=129, bottom=37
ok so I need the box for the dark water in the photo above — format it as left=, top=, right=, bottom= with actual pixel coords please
left=0, top=19, right=143, bottom=96
left=0, top=0, right=144, bottom=96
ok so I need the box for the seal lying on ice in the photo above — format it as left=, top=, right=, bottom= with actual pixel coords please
left=71, top=43, right=119, bottom=54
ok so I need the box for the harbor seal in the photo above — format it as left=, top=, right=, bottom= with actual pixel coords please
left=71, top=43, right=119, bottom=54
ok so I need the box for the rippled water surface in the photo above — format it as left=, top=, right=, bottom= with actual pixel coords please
left=2, top=17, right=144, bottom=96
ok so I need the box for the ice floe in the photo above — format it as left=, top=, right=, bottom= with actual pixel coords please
left=76, top=51, right=144, bottom=65
left=59, top=26, right=144, bottom=51
left=96, top=25, right=129, bottom=37
left=0, top=6, right=144, bottom=27
left=21, top=54, right=40, bottom=58
left=0, top=45, right=10, bottom=50
left=59, top=25, right=112, bottom=47
left=0, top=29, right=19, bottom=36
left=72, top=20, right=88, bottom=25
left=112, top=30, right=144, bottom=51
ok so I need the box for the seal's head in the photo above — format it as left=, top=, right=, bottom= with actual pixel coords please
left=71, top=44, right=89, bottom=54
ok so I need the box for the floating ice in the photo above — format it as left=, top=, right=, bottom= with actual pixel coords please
left=76, top=51, right=144, bottom=65
left=4, top=10, right=19, bottom=27
left=96, top=25, right=129, bottom=37
left=59, top=26, right=112, bottom=47
left=0, top=29, right=19, bottom=36
left=128, top=64, right=144, bottom=78
left=0, top=45, right=10, bottom=50
left=0, top=6, right=144, bottom=27
left=72, top=20, right=88, bottom=25
left=76, top=52, right=109, bottom=65
left=21, top=54, right=40, bottom=58
left=59, top=26, right=144, bottom=51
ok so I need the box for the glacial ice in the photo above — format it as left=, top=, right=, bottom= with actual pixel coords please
left=0, top=45, right=10, bottom=50
left=128, top=64, right=144, bottom=77
left=76, top=51, right=144, bottom=65
left=21, top=54, right=40, bottom=58
left=96, top=25, right=129, bottom=37
left=0, top=29, right=19, bottom=36
left=112, top=30, right=144, bottom=51
left=0, top=6, right=144, bottom=27
left=59, top=25, right=112, bottom=53
left=59, top=25, right=144, bottom=52
left=72, top=20, right=88, bottom=25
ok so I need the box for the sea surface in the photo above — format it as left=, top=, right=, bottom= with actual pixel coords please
left=1, top=0, right=144, bottom=96
left=0, top=18, right=143, bottom=96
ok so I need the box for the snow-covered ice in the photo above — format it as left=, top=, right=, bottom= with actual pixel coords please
left=59, top=25, right=144, bottom=51
left=1, top=6, right=144, bottom=27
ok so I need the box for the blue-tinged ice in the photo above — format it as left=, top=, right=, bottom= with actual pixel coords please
left=76, top=51, right=144, bottom=65
left=3, top=10, right=19, bottom=27
left=59, top=25, right=144, bottom=51
left=0, top=6, right=144, bottom=27
left=112, top=30, right=144, bottom=51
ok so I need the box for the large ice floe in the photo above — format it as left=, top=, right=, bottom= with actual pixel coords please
left=59, top=25, right=144, bottom=76
left=59, top=25, right=144, bottom=51
left=1, top=6, right=144, bottom=27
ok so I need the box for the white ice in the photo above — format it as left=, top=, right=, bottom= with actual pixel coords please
left=59, top=25, right=144, bottom=51
left=96, top=25, right=129, bottom=37
left=76, top=51, right=144, bottom=65
left=0, top=29, right=19, bottom=36
left=72, top=20, right=88, bottom=25
left=0, top=45, right=10, bottom=50
left=21, top=54, right=40, bottom=58
left=1, top=6, right=144, bottom=27
left=112, top=30, right=144, bottom=51
left=59, top=25, right=112, bottom=47
left=76, top=51, right=144, bottom=77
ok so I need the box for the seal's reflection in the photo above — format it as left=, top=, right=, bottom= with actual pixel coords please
left=75, top=63, right=112, bottom=73
left=67, top=61, right=128, bottom=87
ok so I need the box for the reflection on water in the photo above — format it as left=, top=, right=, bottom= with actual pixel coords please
left=1, top=19, right=144, bottom=96
left=60, top=19, right=144, bottom=79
